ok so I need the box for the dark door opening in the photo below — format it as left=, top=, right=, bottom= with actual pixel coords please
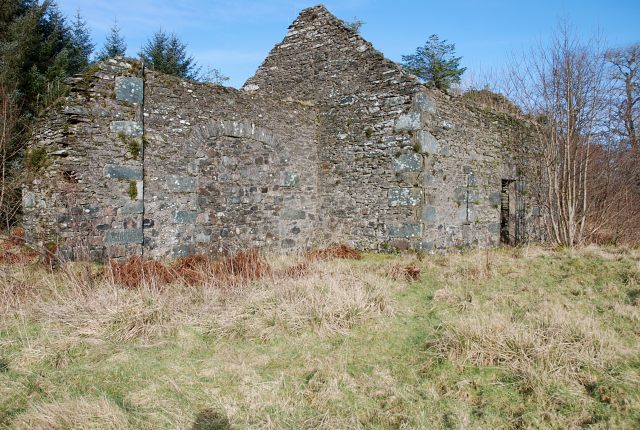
left=500, top=179, right=517, bottom=245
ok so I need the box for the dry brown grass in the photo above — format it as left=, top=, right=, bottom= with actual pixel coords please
left=428, top=301, right=618, bottom=383
left=306, top=244, right=362, bottom=261
left=1, top=245, right=638, bottom=429
left=11, top=397, right=129, bottom=430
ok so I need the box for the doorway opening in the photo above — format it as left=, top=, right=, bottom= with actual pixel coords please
left=500, top=179, right=516, bottom=245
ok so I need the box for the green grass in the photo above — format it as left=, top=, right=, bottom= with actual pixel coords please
left=1, top=246, right=639, bottom=429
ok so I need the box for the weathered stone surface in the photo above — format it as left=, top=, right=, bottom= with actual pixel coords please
left=418, top=241, right=434, bottom=250
left=489, top=191, right=502, bottom=206
left=105, top=229, right=143, bottom=244
left=174, top=210, right=197, bottom=224
left=388, top=188, right=422, bottom=206
left=392, top=153, right=422, bottom=173
left=414, top=93, right=436, bottom=114
left=104, top=164, right=143, bottom=180
left=281, top=172, right=299, bottom=187
left=167, top=176, right=196, bottom=193
left=110, top=121, right=143, bottom=137
left=422, top=206, right=437, bottom=224
left=387, top=223, right=421, bottom=238
left=416, top=131, right=439, bottom=154
left=120, top=201, right=144, bottom=214
left=394, top=113, right=421, bottom=131
left=23, top=191, right=36, bottom=209
left=115, top=77, right=144, bottom=104
left=280, top=208, right=306, bottom=220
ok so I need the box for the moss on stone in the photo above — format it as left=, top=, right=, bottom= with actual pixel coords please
left=82, top=63, right=101, bottom=84
left=365, top=127, right=373, bottom=139
left=128, top=140, right=140, bottom=160
left=25, top=147, right=51, bottom=172
left=127, top=181, right=138, bottom=200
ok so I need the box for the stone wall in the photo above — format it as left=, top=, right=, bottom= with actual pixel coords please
left=24, top=60, right=145, bottom=261
left=23, top=5, right=543, bottom=261
left=245, top=5, right=543, bottom=250
left=142, top=71, right=318, bottom=259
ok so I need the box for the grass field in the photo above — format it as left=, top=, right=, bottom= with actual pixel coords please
left=1, top=245, right=639, bottom=429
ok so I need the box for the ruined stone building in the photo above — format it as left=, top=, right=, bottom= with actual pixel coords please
left=23, top=5, right=542, bottom=261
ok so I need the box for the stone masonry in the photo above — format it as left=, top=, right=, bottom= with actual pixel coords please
left=23, top=5, right=543, bottom=261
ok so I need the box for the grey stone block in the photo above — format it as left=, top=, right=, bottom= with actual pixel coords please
left=387, top=223, right=421, bottom=238
left=195, top=233, right=211, bottom=243
left=488, top=223, right=501, bottom=234
left=280, top=208, right=306, bottom=220
left=105, top=229, right=143, bottom=244
left=392, top=153, right=422, bottom=173
left=418, top=241, right=434, bottom=251
left=489, top=191, right=502, bottom=206
left=281, top=172, right=300, bottom=187
left=23, top=191, right=36, bottom=209
left=388, top=188, right=422, bottom=206
left=115, top=76, right=144, bottom=104
left=384, top=96, right=407, bottom=106
left=414, top=93, right=436, bottom=114
left=167, top=176, right=196, bottom=193
left=423, top=173, right=436, bottom=186
left=416, top=130, right=440, bottom=154
left=453, top=187, right=479, bottom=204
left=172, top=245, right=193, bottom=257
left=422, top=206, right=437, bottom=224
left=174, top=210, right=197, bottom=224
left=394, top=112, right=421, bottom=131
left=120, top=201, right=144, bottom=214
left=63, top=106, right=88, bottom=115
left=104, top=164, right=143, bottom=180
left=110, top=121, right=143, bottom=137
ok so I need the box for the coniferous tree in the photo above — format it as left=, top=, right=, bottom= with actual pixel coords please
left=68, top=10, right=94, bottom=73
left=402, top=34, right=466, bottom=90
left=139, top=29, right=199, bottom=80
left=97, top=19, right=126, bottom=60
left=0, top=0, right=81, bottom=228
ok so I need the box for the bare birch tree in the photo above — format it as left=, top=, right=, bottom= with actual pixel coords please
left=505, top=25, right=608, bottom=246
left=606, top=44, right=639, bottom=151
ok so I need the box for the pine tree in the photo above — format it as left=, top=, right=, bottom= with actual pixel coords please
left=139, top=29, right=199, bottom=80
left=97, top=19, right=126, bottom=61
left=0, top=0, right=82, bottom=227
left=68, top=10, right=94, bottom=73
left=402, top=34, right=466, bottom=90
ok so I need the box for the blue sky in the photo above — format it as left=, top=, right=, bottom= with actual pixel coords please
left=57, top=1, right=640, bottom=88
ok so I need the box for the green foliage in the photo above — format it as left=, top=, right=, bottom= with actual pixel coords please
left=364, top=127, right=373, bottom=139
left=344, top=17, right=365, bottom=34
left=139, top=29, right=199, bottom=80
left=0, top=1, right=83, bottom=114
left=117, top=132, right=141, bottom=159
left=68, top=10, right=94, bottom=73
left=201, top=67, right=229, bottom=85
left=127, top=181, right=137, bottom=200
left=128, top=140, right=140, bottom=159
left=24, top=147, right=49, bottom=171
left=402, top=34, right=467, bottom=90
left=96, top=19, right=126, bottom=61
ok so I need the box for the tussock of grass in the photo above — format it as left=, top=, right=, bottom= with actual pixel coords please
left=0, top=245, right=639, bottom=428
left=11, top=397, right=129, bottom=430
left=429, top=302, right=616, bottom=382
